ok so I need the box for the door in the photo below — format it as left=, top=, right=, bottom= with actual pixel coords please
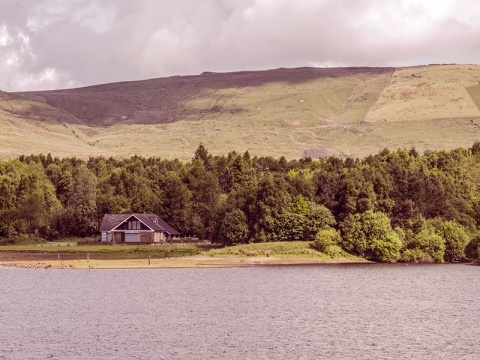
left=125, top=233, right=140, bottom=243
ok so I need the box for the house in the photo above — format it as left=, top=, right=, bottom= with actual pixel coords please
left=99, top=213, right=181, bottom=244
left=299, top=148, right=334, bottom=159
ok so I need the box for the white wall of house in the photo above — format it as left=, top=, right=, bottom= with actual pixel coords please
left=101, top=232, right=112, bottom=242
left=154, top=232, right=166, bottom=243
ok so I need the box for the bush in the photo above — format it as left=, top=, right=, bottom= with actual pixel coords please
left=400, top=248, right=435, bottom=263
left=402, top=228, right=445, bottom=263
left=218, top=209, right=249, bottom=246
left=465, top=235, right=480, bottom=260
left=0, top=235, right=45, bottom=245
left=370, top=234, right=403, bottom=262
left=324, top=245, right=349, bottom=258
left=436, top=221, right=470, bottom=262
left=310, top=229, right=350, bottom=258
left=311, top=228, right=341, bottom=253
left=340, top=210, right=402, bottom=262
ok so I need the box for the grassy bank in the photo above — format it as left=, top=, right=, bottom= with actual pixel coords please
left=0, top=241, right=218, bottom=260
left=203, top=241, right=358, bottom=260
left=0, top=241, right=367, bottom=268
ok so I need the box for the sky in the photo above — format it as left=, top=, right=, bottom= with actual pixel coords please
left=1, top=0, right=479, bottom=92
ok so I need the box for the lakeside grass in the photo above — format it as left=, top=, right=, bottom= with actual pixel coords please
left=0, top=242, right=218, bottom=259
left=203, top=241, right=360, bottom=260
left=204, top=241, right=325, bottom=258
left=0, top=241, right=367, bottom=268
left=0, top=241, right=329, bottom=259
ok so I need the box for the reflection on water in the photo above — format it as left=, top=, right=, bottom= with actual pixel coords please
left=0, top=264, right=479, bottom=359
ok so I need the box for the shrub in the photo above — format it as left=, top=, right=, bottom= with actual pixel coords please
left=311, top=228, right=341, bottom=253
left=340, top=210, right=402, bottom=262
left=400, top=248, right=434, bottom=263
left=465, top=235, right=480, bottom=260
left=436, top=221, right=470, bottom=262
left=370, top=234, right=403, bottom=262
left=324, top=245, right=349, bottom=258
left=402, top=228, right=445, bottom=263
left=218, top=209, right=249, bottom=246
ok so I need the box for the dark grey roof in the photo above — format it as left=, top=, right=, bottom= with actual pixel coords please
left=99, top=213, right=181, bottom=236
left=99, top=214, right=129, bottom=231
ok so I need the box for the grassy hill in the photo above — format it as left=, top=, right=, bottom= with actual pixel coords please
left=1, top=64, right=480, bottom=160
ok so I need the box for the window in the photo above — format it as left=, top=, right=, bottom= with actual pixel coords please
left=127, top=220, right=141, bottom=230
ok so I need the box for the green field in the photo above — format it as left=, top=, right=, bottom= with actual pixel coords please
left=0, top=241, right=364, bottom=263
left=1, top=65, right=480, bottom=160
left=204, top=241, right=328, bottom=258
left=0, top=242, right=217, bottom=259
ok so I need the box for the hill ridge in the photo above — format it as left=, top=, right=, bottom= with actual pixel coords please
left=1, top=64, right=480, bottom=160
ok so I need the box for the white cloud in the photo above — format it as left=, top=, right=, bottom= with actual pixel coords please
left=0, top=0, right=480, bottom=91
left=0, top=24, right=13, bottom=47
left=0, top=22, right=75, bottom=91
left=10, top=67, right=73, bottom=91
left=27, top=0, right=116, bottom=33
left=3, top=50, right=19, bottom=66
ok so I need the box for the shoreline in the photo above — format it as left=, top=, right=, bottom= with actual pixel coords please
left=0, top=255, right=371, bottom=269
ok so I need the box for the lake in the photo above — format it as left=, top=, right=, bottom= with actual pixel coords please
left=0, top=264, right=478, bottom=359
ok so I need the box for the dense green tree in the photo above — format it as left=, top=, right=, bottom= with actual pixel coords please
left=340, top=210, right=402, bottom=262
left=0, top=161, right=21, bottom=236
left=218, top=209, right=249, bottom=246
left=277, top=196, right=335, bottom=240
left=0, top=160, right=61, bottom=236
left=184, top=160, right=221, bottom=238
left=3, top=144, right=480, bottom=249
left=248, top=173, right=292, bottom=241
left=436, top=221, right=470, bottom=262
left=153, top=171, right=192, bottom=234
left=65, top=166, right=98, bottom=237
left=464, top=235, right=480, bottom=260
left=391, top=200, right=424, bottom=233
left=96, top=192, right=130, bottom=216
left=314, top=169, right=342, bottom=212
left=193, top=143, right=213, bottom=170
left=288, top=168, right=315, bottom=200
left=402, top=228, right=445, bottom=263
left=45, top=163, right=69, bottom=204
left=338, top=167, right=381, bottom=218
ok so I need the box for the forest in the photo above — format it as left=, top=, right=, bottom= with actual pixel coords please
left=1, top=143, right=480, bottom=263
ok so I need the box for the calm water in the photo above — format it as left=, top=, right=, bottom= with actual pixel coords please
left=0, top=264, right=478, bottom=359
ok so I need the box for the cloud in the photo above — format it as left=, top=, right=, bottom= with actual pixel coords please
left=0, top=0, right=479, bottom=91
left=0, top=20, right=72, bottom=90
left=27, top=0, right=116, bottom=33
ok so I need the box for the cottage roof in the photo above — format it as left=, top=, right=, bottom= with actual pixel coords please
left=99, top=213, right=181, bottom=236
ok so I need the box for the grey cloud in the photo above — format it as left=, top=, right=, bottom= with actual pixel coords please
left=27, top=0, right=117, bottom=33
left=0, top=0, right=479, bottom=91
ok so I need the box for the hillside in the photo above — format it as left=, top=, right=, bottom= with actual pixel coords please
left=1, top=65, right=480, bottom=159
left=365, top=65, right=480, bottom=122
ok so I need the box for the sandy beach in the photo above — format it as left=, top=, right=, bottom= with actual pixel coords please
left=0, top=255, right=370, bottom=269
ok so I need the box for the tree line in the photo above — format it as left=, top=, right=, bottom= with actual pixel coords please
left=1, top=143, right=480, bottom=262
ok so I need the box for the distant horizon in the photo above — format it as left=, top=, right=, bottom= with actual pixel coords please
left=8, top=62, right=479, bottom=93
